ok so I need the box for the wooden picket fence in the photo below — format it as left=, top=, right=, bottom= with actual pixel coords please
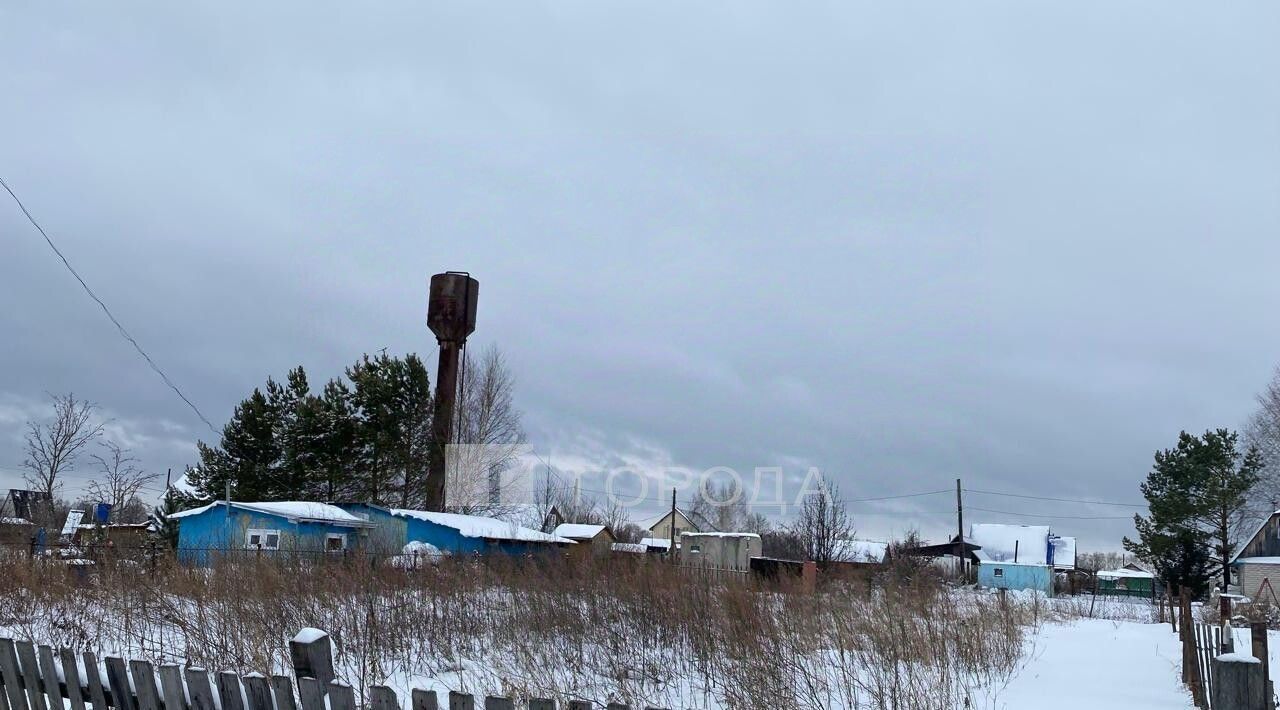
left=1191, top=623, right=1222, bottom=707
left=0, top=633, right=667, bottom=710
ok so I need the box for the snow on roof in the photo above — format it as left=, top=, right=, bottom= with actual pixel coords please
left=1097, top=568, right=1154, bottom=580
left=169, top=470, right=201, bottom=497
left=640, top=537, right=671, bottom=549
left=833, top=539, right=889, bottom=563
left=1235, top=556, right=1280, bottom=565
left=393, top=509, right=573, bottom=544
left=969, top=524, right=1050, bottom=565
left=681, top=531, right=761, bottom=540
left=170, top=501, right=375, bottom=527
left=611, top=542, right=648, bottom=554
left=1, top=517, right=32, bottom=525
left=553, top=523, right=607, bottom=540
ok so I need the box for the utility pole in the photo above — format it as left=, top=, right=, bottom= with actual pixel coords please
left=956, top=478, right=966, bottom=579
left=670, top=487, right=678, bottom=566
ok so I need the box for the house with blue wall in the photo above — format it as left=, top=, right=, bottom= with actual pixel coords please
left=334, top=503, right=407, bottom=555
left=172, top=501, right=376, bottom=566
left=977, top=561, right=1055, bottom=596
left=390, top=508, right=573, bottom=555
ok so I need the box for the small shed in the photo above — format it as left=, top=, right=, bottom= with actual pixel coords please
left=553, top=523, right=616, bottom=557
left=1096, top=565, right=1155, bottom=597
left=680, top=532, right=761, bottom=572
left=172, top=501, right=376, bottom=566
left=392, top=509, right=574, bottom=555
left=977, top=560, right=1054, bottom=596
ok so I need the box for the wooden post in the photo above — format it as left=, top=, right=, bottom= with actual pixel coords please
left=483, top=698, right=513, bottom=710
left=17, top=642, right=48, bottom=710
left=289, top=629, right=335, bottom=689
left=84, top=653, right=109, bottom=710
left=527, top=700, right=555, bottom=710
left=296, top=678, right=325, bottom=710
left=104, top=657, right=135, bottom=710
left=0, top=640, right=26, bottom=710
left=37, top=646, right=62, bottom=710
left=567, top=702, right=591, bottom=710
left=802, top=561, right=817, bottom=594
left=158, top=666, right=188, bottom=710
left=448, top=692, right=474, bottom=710
left=1212, top=653, right=1267, bottom=710
left=1251, top=621, right=1273, bottom=704
left=216, top=673, right=244, bottom=710
left=327, top=683, right=356, bottom=710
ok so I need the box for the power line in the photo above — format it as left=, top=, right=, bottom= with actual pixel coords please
left=967, top=505, right=1134, bottom=521
left=1, top=177, right=218, bottom=436
left=965, top=488, right=1146, bottom=508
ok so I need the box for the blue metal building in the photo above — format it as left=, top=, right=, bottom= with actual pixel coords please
left=172, top=501, right=376, bottom=566
left=389, top=508, right=572, bottom=556
left=977, top=562, right=1055, bottom=596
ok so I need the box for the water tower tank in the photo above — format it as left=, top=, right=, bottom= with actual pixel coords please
left=427, top=272, right=479, bottom=343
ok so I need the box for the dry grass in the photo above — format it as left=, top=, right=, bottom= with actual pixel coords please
left=0, top=553, right=1037, bottom=709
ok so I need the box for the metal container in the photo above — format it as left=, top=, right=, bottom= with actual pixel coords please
left=427, top=272, right=479, bottom=343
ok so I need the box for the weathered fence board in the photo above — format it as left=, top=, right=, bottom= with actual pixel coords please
left=327, top=682, right=356, bottom=710
left=216, top=672, right=244, bottom=710
left=37, top=646, right=61, bottom=710
left=83, top=652, right=109, bottom=710
left=0, top=640, right=24, bottom=710
left=271, top=675, right=298, bottom=710
left=0, top=632, right=673, bottom=710
left=61, top=649, right=86, bottom=710
left=242, top=674, right=273, bottom=710
left=15, top=642, right=47, bottom=710
left=297, top=677, right=325, bottom=710
left=371, top=685, right=401, bottom=710
left=183, top=668, right=217, bottom=710
left=130, top=660, right=164, bottom=710
left=411, top=688, right=440, bottom=710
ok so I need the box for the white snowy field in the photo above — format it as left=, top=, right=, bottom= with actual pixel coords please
left=0, top=556, right=1267, bottom=709
left=996, top=618, right=1194, bottom=710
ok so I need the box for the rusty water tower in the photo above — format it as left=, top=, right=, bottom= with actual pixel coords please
left=424, top=271, right=479, bottom=512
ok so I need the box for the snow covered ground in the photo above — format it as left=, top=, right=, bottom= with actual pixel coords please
left=994, top=618, right=1194, bottom=709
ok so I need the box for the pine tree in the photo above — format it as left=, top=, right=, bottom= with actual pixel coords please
left=1125, top=429, right=1262, bottom=595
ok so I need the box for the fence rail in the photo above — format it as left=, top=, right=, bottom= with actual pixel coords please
left=0, top=631, right=665, bottom=710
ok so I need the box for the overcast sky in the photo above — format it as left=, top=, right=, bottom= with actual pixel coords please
left=2, top=2, right=1278, bottom=549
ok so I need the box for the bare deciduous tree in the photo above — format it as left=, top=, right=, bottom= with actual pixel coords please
left=448, top=346, right=527, bottom=514
left=689, top=479, right=750, bottom=532
left=23, top=394, right=104, bottom=515
left=790, top=474, right=854, bottom=565
left=86, top=441, right=160, bottom=523
left=1246, top=366, right=1280, bottom=513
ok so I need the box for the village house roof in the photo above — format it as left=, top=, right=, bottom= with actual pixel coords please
left=553, top=523, right=608, bottom=540
left=171, top=501, right=376, bottom=528
left=393, top=509, right=573, bottom=544
left=1230, top=511, right=1280, bottom=565
left=1097, top=568, right=1154, bottom=580
left=639, top=537, right=671, bottom=550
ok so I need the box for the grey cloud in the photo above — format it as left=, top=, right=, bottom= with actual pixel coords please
left=2, top=1, right=1278, bottom=548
